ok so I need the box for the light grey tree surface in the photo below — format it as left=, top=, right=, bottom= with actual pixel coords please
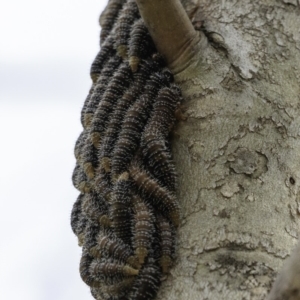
left=135, top=0, right=300, bottom=299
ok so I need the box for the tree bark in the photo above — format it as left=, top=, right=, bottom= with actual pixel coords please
left=137, top=0, right=300, bottom=299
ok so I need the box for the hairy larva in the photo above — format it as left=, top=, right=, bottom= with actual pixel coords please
left=91, top=277, right=134, bottom=300
left=129, top=164, right=180, bottom=227
left=110, top=172, right=133, bottom=245
left=115, top=0, right=140, bottom=58
left=72, top=164, right=91, bottom=193
left=157, top=215, right=176, bottom=274
left=81, top=192, right=109, bottom=225
left=81, top=139, right=98, bottom=180
left=89, top=258, right=139, bottom=285
left=99, top=58, right=164, bottom=165
left=74, top=131, right=86, bottom=161
left=84, top=223, right=101, bottom=252
left=90, top=63, right=133, bottom=148
left=83, top=56, right=122, bottom=129
left=111, top=71, right=173, bottom=180
left=142, top=133, right=177, bottom=191
left=132, top=194, right=155, bottom=265
left=80, top=249, right=103, bottom=288
left=128, top=261, right=161, bottom=300
left=90, top=36, right=116, bottom=83
left=91, top=230, right=136, bottom=267
left=128, top=19, right=156, bottom=72
left=98, top=0, right=126, bottom=44
left=94, top=169, right=113, bottom=203
left=70, top=194, right=84, bottom=235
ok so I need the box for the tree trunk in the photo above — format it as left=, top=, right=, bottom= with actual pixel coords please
left=142, top=1, right=300, bottom=299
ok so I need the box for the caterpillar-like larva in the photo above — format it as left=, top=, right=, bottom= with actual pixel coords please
left=72, top=163, right=91, bottom=193
left=89, top=258, right=139, bottom=285
left=157, top=215, right=176, bottom=274
left=90, top=36, right=116, bottom=83
left=91, top=278, right=134, bottom=300
left=99, top=0, right=127, bottom=45
left=81, top=192, right=109, bottom=225
left=83, top=55, right=122, bottom=129
left=129, top=164, right=180, bottom=228
left=111, top=71, right=173, bottom=180
left=128, top=19, right=156, bottom=72
left=141, top=85, right=181, bottom=191
left=115, top=0, right=139, bottom=58
left=128, top=260, right=161, bottom=300
left=91, top=229, right=137, bottom=268
left=110, top=172, right=134, bottom=245
left=132, top=194, right=155, bottom=265
left=90, top=63, right=133, bottom=148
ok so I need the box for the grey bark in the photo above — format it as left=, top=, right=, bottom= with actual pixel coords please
left=143, top=1, right=300, bottom=299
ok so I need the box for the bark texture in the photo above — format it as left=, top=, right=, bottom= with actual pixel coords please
left=151, top=0, right=300, bottom=299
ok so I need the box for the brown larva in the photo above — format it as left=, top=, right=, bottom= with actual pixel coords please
left=114, top=0, right=140, bottom=58
left=81, top=192, right=109, bottom=225
left=110, top=172, right=133, bottom=245
left=99, top=0, right=126, bottom=44
left=111, top=71, right=173, bottom=180
left=91, top=278, right=134, bottom=300
left=83, top=55, right=122, bottom=130
left=91, top=229, right=136, bottom=267
left=80, top=249, right=103, bottom=288
left=128, top=19, right=156, bottom=72
left=83, top=223, right=101, bottom=252
left=129, top=164, right=180, bottom=227
left=90, top=63, right=133, bottom=148
left=74, top=131, right=86, bottom=161
left=89, top=258, right=139, bottom=285
left=132, top=194, right=155, bottom=265
left=90, top=36, right=116, bottom=83
left=128, top=261, right=161, bottom=300
left=70, top=194, right=85, bottom=236
left=94, top=169, right=113, bottom=203
left=72, top=163, right=91, bottom=193
left=157, top=215, right=176, bottom=274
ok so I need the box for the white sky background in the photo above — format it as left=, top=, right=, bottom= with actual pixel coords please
left=0, top=1, right=108, bottom=299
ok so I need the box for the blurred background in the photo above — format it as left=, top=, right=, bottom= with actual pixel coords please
left=0, top=0, right=107, bottom=299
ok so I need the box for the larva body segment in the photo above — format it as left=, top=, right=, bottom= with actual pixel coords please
left=90, top=63, right=133, bottom=148
left=74, top=131, right=86, bottom=161
left=84, top=223, right=101, bottom=252
left=99, top=0, right=126, bottom=44
left=84, top=56, right=123, bottom=129
left=80, top=249, right=104, bottom=288
left=110, top=173, right=133, bottom=245
left=89, top=258, right=139, bottom=285
left=128, top=262, right=161, bottom=300
left=111, top=71, right=172, bottom=180
left=70, top=193, right=84, bottom=235
left=90, top=36, right=116, bottom=83
left=142, top=133, right=177, bottom=191
left=132, top=195, right=155, bottom=265
left=128, top=19, right=156, bottom=72
left=94, top=169, right=113, bottom=203
left=91, top=277, right=134, bottom=300
left=72, top=163, right=91, bottom=193
left=100, top=58, right=162, bottom=164
left=81, top=138, right=98, bottom=180
left=129, top=165, right=180, bottom=227
left=82, top=192, right=109, bottom=225
left=115, top=0, right=140, bottom=58
left=92, top=230, right=135, bottom=265
left=157, top=215, right=176, bottom=274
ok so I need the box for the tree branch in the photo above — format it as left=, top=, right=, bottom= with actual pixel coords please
left=135, top=0, right=202, bottom=74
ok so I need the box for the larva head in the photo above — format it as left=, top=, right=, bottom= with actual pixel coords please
left=160, top=255, right=173, bottom=274
left=136, top=247, right=148, bottom=265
